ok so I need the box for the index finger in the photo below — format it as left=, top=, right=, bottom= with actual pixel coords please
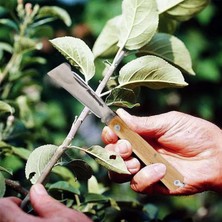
left=4, top=197, right=22, bottom=206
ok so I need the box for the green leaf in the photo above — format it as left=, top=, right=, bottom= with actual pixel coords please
left=83, top=145, right=130, bottom=175
left=118, top=55, right=188, bottom=89
left=0, top=172, right=5, bottom=197
left=12, top=147, right=31, bottom=160
left=21, top=56, right=47, bottom=68
left=88, top=176, right=108, bottom=195
left=50, top=37, right=95, bottom=81
left=92, top=16, right=120, bottom=58
left=25, top=144, right=58, bottom=184
left=143, top=204, right=159, bottom=220
left=156, top=0, right=184, bottom=13
left=0, top=101, right=14, bottom=115
left=37, top=6, right=72, bottom=27
left=0, top=18, right=18, bottom=30
left=0, top=142, right=31, bottom=160
left=106, top=88, right=140, bottom=108
left=64, top=159, right=93, bottom=180
left=48, top=181, right=80, bottom=195
left=196, top=59, right=220, bottom=82
left=166, top=0, right=210, bottom=21
left=14, top=36, right=42, bottom=54
left=118, top=0, right=159, bottom=50
left=52, top=165, right=80, bottom=188
left=88, top=175, right=100, bottom=194
left=158, top=14, right=178, bottom=34
left=0, top=0, right=17, bottom=11
left=0, top=166, right=13, bottom=175
left=197, top=4, right=214, bottom=26
left=0, top=42, right=13, bottom=54
left=138, top=33, right=195, bottom=75
left=0, top=141, right=12, bottom=150
left=30, top=25, right=54, bottom=39
left=85, top=193, right=109, bottom=203
left=16, top=96, right=34, bottom=128
left=9, top=69, right=39, bottom=81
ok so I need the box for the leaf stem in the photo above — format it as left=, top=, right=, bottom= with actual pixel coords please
left=100, top=90, right=112, bottom=98
left=74, top=194, right=81, bottom=206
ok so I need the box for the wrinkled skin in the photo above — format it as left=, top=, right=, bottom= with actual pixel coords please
left=1, top=109, right=222, bottom=221
left=0, top=184, right=92, bottom=222
left=102, top=109, right=222, bottom=195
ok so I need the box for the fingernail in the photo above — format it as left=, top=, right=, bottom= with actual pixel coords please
left=116, top=140, right=130, bottom=154
left=104, top=127, right=115, bottom=143
left=153, top=163, right=166, bottom=176
left=33, top=184, right=47, bottom=195
left=126, top=158, right=140, bottom=173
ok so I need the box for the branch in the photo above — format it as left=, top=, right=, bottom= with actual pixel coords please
left=5, top=179, right=28, bottom=197
left=96, top=49, right=126, bottom=95
left=21, top=48, right=126, bottom=209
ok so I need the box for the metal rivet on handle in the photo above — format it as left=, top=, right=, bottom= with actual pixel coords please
left=174, top=180, right=185, bottom=188
left=114, top=124, right=121, bottom=132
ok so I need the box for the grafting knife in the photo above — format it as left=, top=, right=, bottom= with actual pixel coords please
left=48, top=63, right=185, bottom=191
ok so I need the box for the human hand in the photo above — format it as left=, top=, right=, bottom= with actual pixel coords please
left=102, top=109, right=222, bottom=195
left=0, top=184, right=92, bottom=222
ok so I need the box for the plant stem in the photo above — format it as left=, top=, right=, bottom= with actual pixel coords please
left=0, top=3, right=37, bottom=85
left=0, top=53, right=19, bottom=85
left=74, top=194, right=81, bottom=206
left=0, top=13, right=28, bottom=85
left=21, top=48, right=126, bottom=208
left=96, top=49, right=126, bottom=94
left=37, top=48, right=126, bottom=184
left=5, top=179, right=28, bottom=196
left=42, top=49, right=126, bottom=177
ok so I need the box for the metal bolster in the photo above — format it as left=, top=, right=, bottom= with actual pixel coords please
left=102, top=112, right=116, bottom=124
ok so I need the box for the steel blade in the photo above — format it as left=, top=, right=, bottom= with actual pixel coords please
left=47, top=63, right=115, bottom=123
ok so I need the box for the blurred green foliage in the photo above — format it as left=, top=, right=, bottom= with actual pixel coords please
left=0, top=0, right=222, bottom=221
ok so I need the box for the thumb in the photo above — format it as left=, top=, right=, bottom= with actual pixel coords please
left=131, top=163, right=167, bottom=193
left=116, top=109, right=174, bottom=137
left=30, top=183, right=64, bottom=217
left=30, top=184, right=92, bottom=222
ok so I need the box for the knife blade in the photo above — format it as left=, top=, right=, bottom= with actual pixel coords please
left=48, top=63, right=185, bottom=191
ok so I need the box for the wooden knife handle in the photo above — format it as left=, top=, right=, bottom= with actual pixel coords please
left=108, top=115, right=184, bottom=191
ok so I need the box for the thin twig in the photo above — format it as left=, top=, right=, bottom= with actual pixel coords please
left=5, top=179, right=28, bottom=196
left=96, top=49, right=126, bottom=94
left=35, top=48, right=126, bottom=185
